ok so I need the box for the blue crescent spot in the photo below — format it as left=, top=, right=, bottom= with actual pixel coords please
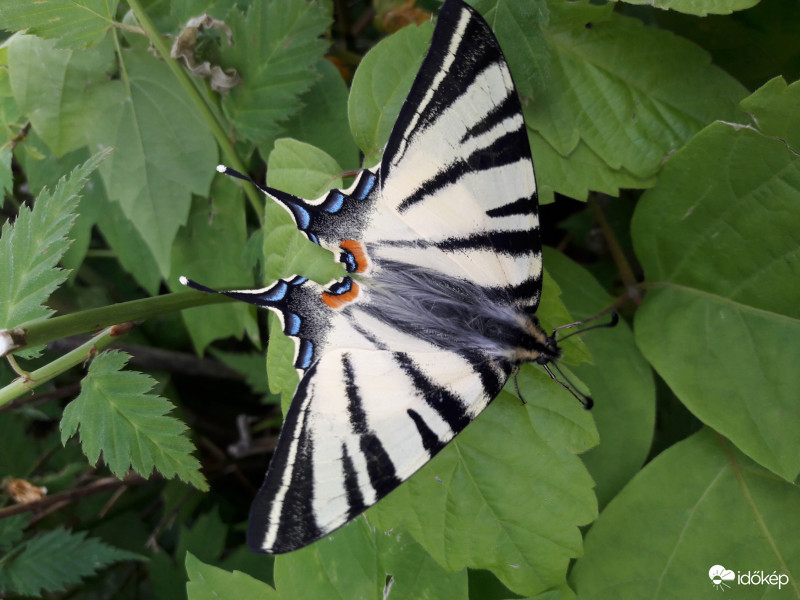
left=296, top=340, right=314, bottom=369
left=340, top=251, right=357, bottom=273
left=262, top=280, right=288, bottom=302
left=353, top=172, right=376, bottom=200
left=328, top=277, right=353, bottom=295
left=290, top=276, right=308, bottom=285
left=287, top=202, right=310, bottom=229
left=308, top=232, right=320, bottom=245
left=285, top=313, right=301, bottom=335
left=323, top=191, right=345, bottom=213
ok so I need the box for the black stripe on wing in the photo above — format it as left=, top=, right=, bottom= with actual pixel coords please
left=486, top=195, right=537, bottom=218
left=247, top=364, right=321, bottom=554
left=382, top=0, right=508, bottom=180
left=396, top=126, right=530, bottom=213
left=394, top=351, right=470, bottom=436
left=341, top=443, right=367, bottom=520
left=460, top=92, right=522, bottom=144
left=342, top=354, right=401, bottom=498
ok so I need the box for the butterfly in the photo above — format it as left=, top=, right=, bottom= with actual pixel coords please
left=182, top=0, right=577, bottom=554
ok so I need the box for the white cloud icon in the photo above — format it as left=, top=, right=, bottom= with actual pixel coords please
left=709, top=564, right=735, bottom=584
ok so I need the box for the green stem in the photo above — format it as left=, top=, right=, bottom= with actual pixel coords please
left=125, top=0, right=264, bottom=220
left=4, top=291, right=231, bottom=357
left=588, top=194, right=642, bottom=305
left=0, top=327, right=113, bottom=408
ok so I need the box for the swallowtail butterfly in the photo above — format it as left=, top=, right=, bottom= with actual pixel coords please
left=183, top=0, right=570, bottom=554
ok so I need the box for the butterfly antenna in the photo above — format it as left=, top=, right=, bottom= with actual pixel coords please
left=216, top=164, right=270, bottom=194
left=542, top=363, right=594, bottom=410
left=513, top=371, right=527, bottom=405
left=553, top=311, right=619, bottom=343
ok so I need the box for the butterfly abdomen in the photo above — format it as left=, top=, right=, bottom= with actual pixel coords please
left=359, top=260, right=556, bottom=365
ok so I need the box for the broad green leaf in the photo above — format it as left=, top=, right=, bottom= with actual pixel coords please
left=86, top=49, right=217, bottom=277
left=545, top=248, right=655, bottom=509
left=370, top=386, right=597, bottom=597
left=95, top=191, right=162, bottom=295
left=530, top=131, right=655, bottom=205
left=0, top=528, right=142, bottom=597
left=7, top=34, right=117, bottom=156
left=0, top=148, right=109, bottom=330
left=172, top=174, right=253, bottom=354
left=274, top=517, right=468, bottom=600
left=0, top=0, right=117, bottom=48
left=186, top=553, right=279, bottom=600
left=615, top=0, right=759, bottom=16
left=220, top=0, right=332, bottom=148
left=632, top=113, right=800, bottom=481
left=60, top=350, right=208, bottom=490
left=348, top=20, right=432, bottom=163
left=740, top=76, right=800, bottom=150
left=283, top=58, right=360, bottom=171
left=526, top=0, right=747, bottom=179
left=263, top=138, right=345, bottom=284
left=570, top=429, right=800, bottom=599
left=475, top=0, right=550, bottom=99
left=267, top=311, right=299, bottom=413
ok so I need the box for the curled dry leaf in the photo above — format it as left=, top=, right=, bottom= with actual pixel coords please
left=171, top=14, right=242, bottom=93
left=4, top=477, right=48, bottom=503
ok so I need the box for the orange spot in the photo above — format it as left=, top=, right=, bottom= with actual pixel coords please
left=322, top=280, right=360, bottom=309
left=340, top=239, right=368, bottom=273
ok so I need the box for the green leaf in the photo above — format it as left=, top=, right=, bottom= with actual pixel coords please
left=86, top=49, right=217, bottom=277
left=370, top=387, right=597, bottom=597
left=0, top=528, right=142, bottom=597
left=570, top=429, right=800, bottom=598
left=545, top=248, right=656, bottom=509
left=0, top=515, right=26, bottom=552
left=525, top=0, right=747, bottom=185
left=263, top=138, right=345, bottom=284
left=220, top=0, right=332, bottom=148
left=0, top=145, right=11, bottom=201
left=274, top=517, right=468, bottom=600
left=60, top=350, right=208, bottom=490
left=632, top=106, right=800, bottom=480
left=95, top=192, right=162, bottom=295
left=614, top=0, right=760, bottom=17
left=740, top=76, right=800, bottom=150
left=7, top=34, right=117, bottom=156
left=0, top=0, right=117, bottom=48
left=475, top=0, right=550, bottom=99
left=172, top=174, right=254, bottom=354
left=267, top=311, right=300, bottom=412
left=0, top=147, right=110, bottom=330
left=530, top=131, right=655, bottom=205
left=348, top=20, right=432, bottom=163
left=18, top=137, right=107, bottom=282
left=283, top=59, right=360, bottom=171
left=186, top=552, right=279, bottom=600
